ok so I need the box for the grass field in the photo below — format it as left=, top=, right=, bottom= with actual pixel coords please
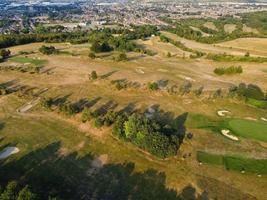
left=197, top=151, right=267, bottom=174
left=0, top=36, right=267, bottom=199
left=228, top=119, right=267, bottom=142
left=217, top=38, right=267, bottom=57
left=9, top=56, right=47, bottom=66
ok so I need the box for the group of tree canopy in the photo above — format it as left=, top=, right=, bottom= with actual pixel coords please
left=112, top=112, right=186, bottom=158
left=0, top=25, right=159, bottom=53
left=41, top=93, right=185, bottom=159
left=229, top=83, right=267, bottom=109
left=0, top=181, right=38, bottom=200
left=160, top=11, right=267, bottom=44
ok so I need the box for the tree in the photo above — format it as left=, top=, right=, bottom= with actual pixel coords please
left=89, top=71, right=98, bottom=80
left=41, top=97, right=53, bottom=110
left=0, top=182, right=37, bottom=200
left=179, top=81, right=192, bottom=95
left=17, top=186, right=37, bottom=200
left=0, top=49, right=11, bottom=59
left=0, top=181, right=17, bottom=200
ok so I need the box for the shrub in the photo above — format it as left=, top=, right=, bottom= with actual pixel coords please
left=94, top=118, right=104, bottom=128
left=115, top=53, right=128, bottom=62
left=213, top=88, right=223, bottom=98
left=0, top=49, right=11, bottom=59
left=41, top=97, right=53, bottom=110
left=147, top=82, right=159, bottom=91
left=81, top=107, right=93, bottom=122
left=214, top=66, right=243, bottom=75
left=59, top=103, right=77, bottom=116
left=39, top=45, right=58, bottom=55
left=179, top=81, right=192, bottom=95
left=89, top=71, right=98, bottom=80
left=193, top=86, right=204, bottom=96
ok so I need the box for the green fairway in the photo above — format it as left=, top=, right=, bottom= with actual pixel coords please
left=246, top=98, right=267, bottom=109
left=197, top=151, right=267, bottom=174
left=9, top=57, right=47, bottom=66
left=228, top=119, right=267, bottom=142
left=197, top=151, right=224, bottom=165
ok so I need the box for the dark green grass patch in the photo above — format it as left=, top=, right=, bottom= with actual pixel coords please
left=197, top=151, right=267, bottom=174
left=246, top=98, right=267, bottom=109
left=228, top=119, right=267, bottom=142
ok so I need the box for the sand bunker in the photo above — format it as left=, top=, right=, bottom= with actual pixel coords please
left=0, top=147, right=20, bottom=160
left=136, top=68, right=145, bottom=74
left=217, top=110, right=230, bottom=117
left=221, top=130, right=239, bottom=141
left=178, top=75, right=196, bottom=82
left=261, top=117, right=267, bottom=122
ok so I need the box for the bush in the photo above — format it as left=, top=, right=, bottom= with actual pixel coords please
left=89, top=71, right=98, bottom=80
left=0, top=49, right=11, bottom=59
left=81, top=107, right=93, bottom=122
left=41, top=97, right=53, bottom=110
left=94, top=118, right=104, bottom=128
left=39, top=45, right=58, bottom=55
left=59, top=103, right=77, bottom=116
left=193, top=86, right=204, bottom=96
left=214, top=66, right=243, bottom=75
left=115, top=53, right=128, bottom=62
left=147, top=82, right=159, bottom=91
left=179, top=81, right=192, bottom=95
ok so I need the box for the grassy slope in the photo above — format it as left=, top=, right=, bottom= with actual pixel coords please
left=0, top=40, right=267, bottom=199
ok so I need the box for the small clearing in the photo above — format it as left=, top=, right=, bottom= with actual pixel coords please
left=0, top=147, right=20, bottom=160
left=221, top=130, right=239, bottom=141
left=203, top=22, right=218, bottom=31
left=224, top=24, right=236, bottom=33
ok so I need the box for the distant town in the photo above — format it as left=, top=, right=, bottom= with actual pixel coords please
left=1, top=0, right=267, bottom=33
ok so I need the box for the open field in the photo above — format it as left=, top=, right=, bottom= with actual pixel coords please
left=217, top=38, right=267, bottom=57
left=9, top=56, right=47, bottom=66
left=0, top=36, right=267, bottom=199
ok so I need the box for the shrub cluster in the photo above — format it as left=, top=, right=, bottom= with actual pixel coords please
left=0, top=65, right=43, bottom=74
left=207, top=53, right=267, bottom=63
left=214, top=66, right=243, bottom=75
left=39, top=45, right=59, bottom=55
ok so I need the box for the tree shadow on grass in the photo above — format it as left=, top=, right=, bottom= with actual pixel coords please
left=0, top=140, right=210, bottom=200
left=100, top=70, right=118, bottom=80
left=52, top=93, right=72, bottom=107
left=93, top=100, right=118, bottom=117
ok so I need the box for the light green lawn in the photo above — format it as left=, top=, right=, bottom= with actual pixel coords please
left=9, top=57, right=47, bottom=66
